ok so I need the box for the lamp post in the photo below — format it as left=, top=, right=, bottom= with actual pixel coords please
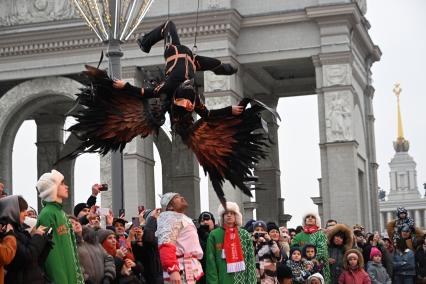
left=73, top=0, right=155, bottom=214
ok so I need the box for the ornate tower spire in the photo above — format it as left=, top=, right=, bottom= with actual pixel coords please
left=393, top=83, right=409, bottom=152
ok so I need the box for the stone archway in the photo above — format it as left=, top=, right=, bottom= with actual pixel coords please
left=0, top=76, right=82, bottom=212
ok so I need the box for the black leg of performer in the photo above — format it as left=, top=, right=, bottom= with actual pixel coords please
left=194, top=55, right=238, bottom=75
left=137, top=21, right=180, bottom=53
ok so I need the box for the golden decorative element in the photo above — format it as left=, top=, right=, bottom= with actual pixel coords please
left=392, top=83, right=409, bottom=152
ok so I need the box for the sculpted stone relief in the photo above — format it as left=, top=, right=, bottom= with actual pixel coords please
left=203, top=72, right=231, bottom=93
left=0, top=0, right=76, bottom=27
left=325, top=91, right=353, bottom=142
left=323, top=64, right=351, bottom=87
left=206, top=0, right=228, bottom=9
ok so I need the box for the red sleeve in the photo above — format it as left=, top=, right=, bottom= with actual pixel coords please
left=159, top=243, right=180, bottom=273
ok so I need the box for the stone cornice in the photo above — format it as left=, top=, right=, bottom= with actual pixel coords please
left=0, top=10, right=242, bottom=58
left=306, top=3, right=381, bottom=63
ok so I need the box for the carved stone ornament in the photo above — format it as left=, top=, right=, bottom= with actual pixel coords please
left=323, top=64, right=351, bottom=87
left=0, top=0, right=77, bottom=27
left=207, top=0, right=227, bottom=9
left=204, top=72, right=231, bottom=93
left=325, top=91, right=353, bottom=142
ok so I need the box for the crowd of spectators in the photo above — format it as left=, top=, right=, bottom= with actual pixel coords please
left=0, top=173, right=426, bottom=284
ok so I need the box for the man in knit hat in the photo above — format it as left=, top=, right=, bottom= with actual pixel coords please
left=36, top=170, right=84, bottom=284
left=197, top=211, right=216, bottom=284
left=156, top=192, right=203, bottom=283
left=205, top=201, right=256, bottom=284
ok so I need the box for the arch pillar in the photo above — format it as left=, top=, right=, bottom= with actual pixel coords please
left=122, top=136, right=156, bottom=217
left=169, top=133, right=200, bottom=219
left=34, top=113, right=75, bottom=213
left=254, top=94, right=286, bottom=225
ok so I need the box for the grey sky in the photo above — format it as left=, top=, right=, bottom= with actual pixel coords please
left=10, top=0, right=426, bottom=228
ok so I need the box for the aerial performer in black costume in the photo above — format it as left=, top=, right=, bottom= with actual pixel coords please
left=61, top=20, right=280, bottom=207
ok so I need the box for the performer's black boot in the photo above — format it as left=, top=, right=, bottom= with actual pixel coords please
left=137, top=24, right=164, bottom=53
left=212, top=63, right=238, bottom=75
left=137, top=21, right=180, bottom=53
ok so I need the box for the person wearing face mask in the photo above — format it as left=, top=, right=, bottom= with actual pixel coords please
left=196, top=211, right=216, bottom=284
left=0, top=195, right=52, bottom=284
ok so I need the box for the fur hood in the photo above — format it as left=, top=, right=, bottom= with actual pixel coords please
left=343, top=248, right=364, bottom=270
left=302, top=211, right=321, bottom=228
left=327, top=223, right=354, bottom=251
left=218, top=201, right=242, bottom=227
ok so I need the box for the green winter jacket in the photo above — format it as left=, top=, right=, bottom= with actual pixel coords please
left=206, top=227, right=256, bottom=284
left=37, top=202, right=84, bottom=284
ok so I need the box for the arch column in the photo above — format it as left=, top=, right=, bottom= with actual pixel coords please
left=170, top=134, right=200, bottom=218
left=122, top=136, right=156, bottom=217
left=34, top=114, right=74, bottom=213
left=254, top=94, right=285, bottom=225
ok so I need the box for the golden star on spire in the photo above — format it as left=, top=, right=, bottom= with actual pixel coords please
left=392, top=83, right=409, bottom=152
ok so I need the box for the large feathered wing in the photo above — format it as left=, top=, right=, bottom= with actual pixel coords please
left=58, top=65, right=165, bottom=162
left=185, top=100, right=274, bottom=207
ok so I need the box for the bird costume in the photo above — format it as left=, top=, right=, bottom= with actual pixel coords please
left=60, top=21, right=280, bottom=207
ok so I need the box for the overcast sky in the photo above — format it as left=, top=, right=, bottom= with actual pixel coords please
left=10, top=0, right=426, bottom=228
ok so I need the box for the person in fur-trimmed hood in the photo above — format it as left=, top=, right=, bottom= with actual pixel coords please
left=327, top=224, right=353, bottom=284
left=292, top=212, right=330, bottom=284
left=205, top=201, right=256, bottom=284
left=338, top=249, right=371, bottom=284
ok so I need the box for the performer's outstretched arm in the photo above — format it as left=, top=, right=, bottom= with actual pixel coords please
left=195, top=100, right=243, bottom=118
left=194, top=55, right=238, bottom=75
left=113, top=78, right=178, bottom=100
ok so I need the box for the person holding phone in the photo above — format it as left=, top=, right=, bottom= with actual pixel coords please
left=131, top=208, right=163, bottom=284
left=73, top=183, right=105, bottom=225
left=0, top=195, right=52, bottom=284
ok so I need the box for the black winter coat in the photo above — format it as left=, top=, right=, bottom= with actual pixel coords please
left=415, top=247, right=426, bottom=277
left=131, top=216, right=163, bottom=284
left=5, top=225, right=51, bottom=284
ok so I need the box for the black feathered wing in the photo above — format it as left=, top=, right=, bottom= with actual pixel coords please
left=184, top=101, right=272, bottom=207
left=59, top=66, right=165, bottom=161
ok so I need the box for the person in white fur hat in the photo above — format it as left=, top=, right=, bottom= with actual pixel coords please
left=156, top=192, right=203, bottom=283
left=36, top=169, right=84, bottom=284
left=291, top=211, right=330, bottom=284
left=205, top=201, right=256, bottom=284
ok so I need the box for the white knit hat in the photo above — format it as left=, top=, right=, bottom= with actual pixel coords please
left=218, top=201, right=243, bottom=227
left=160, top=192, right=179, bottom=210
left=36, top=170, right=64, bottom=202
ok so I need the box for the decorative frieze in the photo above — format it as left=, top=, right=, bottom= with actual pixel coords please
left=323, top=64, right=351, bottom=87
left=203, top=72, right=231, bottom=93
left=0, top=0, right=77, bottom=27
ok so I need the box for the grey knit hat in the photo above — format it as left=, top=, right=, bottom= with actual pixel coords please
left=97, top=228, right=115, bottom=244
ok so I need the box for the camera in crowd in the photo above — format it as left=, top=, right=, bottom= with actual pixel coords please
left=253, top=232, right=266, bottom=239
